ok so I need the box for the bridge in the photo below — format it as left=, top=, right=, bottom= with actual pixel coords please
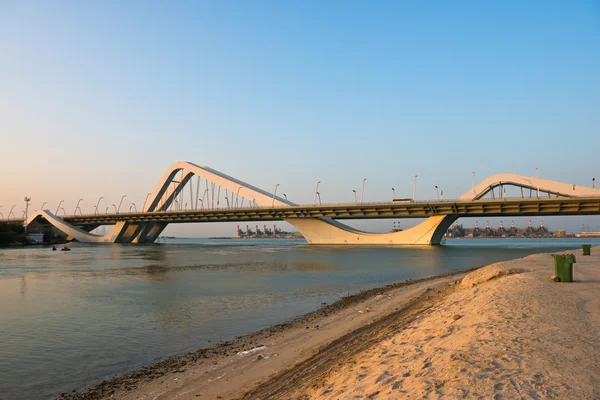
left=2, top=161, right=600, bottom=245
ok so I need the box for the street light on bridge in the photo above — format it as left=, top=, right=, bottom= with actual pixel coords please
left=593, top=178, right=596, bottom=189
left=272, top=184, right=280, bottom=207
left=413, top=175, right=417, bottom=201
left=112, top=204, right=117, bottom=214
left=142, top=193, right=152, bottom=212
left=55, top=200, right=64, bottom=216
left=316, top=191, right=322, bottom=205
left=353, top=189, right=357, bottom=204
left=314, top=181, right=321, bottom=206
left=360, top=178, right=367, bottom=204
left=117, top=195, right=127, bottom=214
left=392, top=188, right=396, bottom=200
left=536, top=168, right=539, bottom=198
left=204, top=189, right=210, bottom=208
left=40, top=202, right=47, bottom=211
left=74, top=199, right=83, bottom=216
left=61, top=208, right=67, bottom=216
left=94, top=197, right=104, bottom=215
left=435, top=186, right=440, bottom=201
left=24, top=197, right=31, bottom=232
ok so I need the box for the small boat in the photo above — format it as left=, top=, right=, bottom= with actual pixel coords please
left=61, top=247, right=71, bottom=252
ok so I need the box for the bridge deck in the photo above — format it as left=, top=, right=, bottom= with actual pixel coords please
left=4, top=197, right=600, bottom=226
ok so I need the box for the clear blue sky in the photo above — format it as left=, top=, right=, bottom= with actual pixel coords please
left=1, top=1, right=599, bottom=235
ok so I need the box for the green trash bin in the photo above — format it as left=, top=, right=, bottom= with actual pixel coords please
left=582, top=244, right=591, bottom=256
left=552, top=254, right=576, bottom=282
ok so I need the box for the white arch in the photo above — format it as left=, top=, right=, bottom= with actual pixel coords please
left=25, top=164, right=600, bottom=245
left=144, top=161, right=293, bottom=213
left=459, top=173, right=600, bottom=200
left=138, top=162, right=456, bottom=245
left=25, top=210, right=127, bottom=243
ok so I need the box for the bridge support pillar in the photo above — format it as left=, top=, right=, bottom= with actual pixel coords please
left=286, top=215, right=458, bottom=245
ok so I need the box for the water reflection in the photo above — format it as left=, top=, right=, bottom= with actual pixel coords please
left=1, top=238, right=599, bottom=400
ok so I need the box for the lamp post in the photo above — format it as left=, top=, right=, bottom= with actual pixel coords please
left=593, top=178, right=596, bottom=189
left=198, top=199, right=204, bottom=209
left=440, top=190, right=444, bottom=201
left=234, top=186, right=242, bottom=208
left=40, top=202, right=47, bottom=210
left=203, top=188, right=210, bottom=208
left=8, top=205, right=16, bottom=220
left=313, top=181, right=321, bottom=206
left=55, top=200, right=64, bottom=215
left=105, top=207, right=109, bottom=214
left=413, top=175, right=417, bottom=201
left=536, top=168, right=539, bottom=198
left=316, top=191, right=322, bottom=205
left=283, top=193, right=287, bottom=200
left=353, top=189, right=357, bottom=204
left=74, top=198, right=83, bottom=215
left=130, top=203, right=137, bottom=212
left=142, top=193, right=151, bottom=212
left=94, top=197, right=104, bottom=215
left=360, top=178, right=367, bottom=204
left=117, top=195, right=127, bottom=214
left=61, top=207, right=67, bottom=216
left=111, top=204, right=117, bottom=213
left=24, top=197, right=31, bottom=232
left=224, top=196, right=229, bottom=208
left=249, top=195, right=256, bottom=207
left=435, top=186, right=440, bottom=200
left=272, top=184, right=279, bottom=207
left=392, top=188, right=396, bottom=200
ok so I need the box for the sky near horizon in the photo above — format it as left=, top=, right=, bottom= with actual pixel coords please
left=1, top=1, right=599, bottom=235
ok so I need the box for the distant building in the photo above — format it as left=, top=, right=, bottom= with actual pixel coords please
left=554, top=230, right=566, bottom=238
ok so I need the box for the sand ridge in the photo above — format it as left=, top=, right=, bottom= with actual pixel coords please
left=268, top=250, right=600, bottom=399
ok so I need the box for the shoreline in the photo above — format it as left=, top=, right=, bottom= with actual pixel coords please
left=59, top=245, right=600, bottom=399
left=58, top=268, right=478, bottom=399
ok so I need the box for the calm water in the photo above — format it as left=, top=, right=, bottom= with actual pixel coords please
left=1, top=238, right=598, bottom=399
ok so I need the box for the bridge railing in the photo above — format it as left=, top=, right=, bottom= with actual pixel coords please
left=1, top=194, right=593, bottom=223
left=34, top=195, right=583, bottom=218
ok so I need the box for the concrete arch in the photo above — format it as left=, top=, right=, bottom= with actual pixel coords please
left=26, top=164, right=600, bottom=245
left=459, top=173, right=600, bottom=200
left=142, top=162, right=457, bottom=245
left=25, top=210, right=128, bottom=243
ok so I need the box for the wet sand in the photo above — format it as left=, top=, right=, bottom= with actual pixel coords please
left=58, top=269, right=475, bottom=399
left=60, top=246, right=600, bottom=399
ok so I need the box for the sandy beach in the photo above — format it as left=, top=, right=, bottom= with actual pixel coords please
left=61, top=246, right=600, bottom=399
